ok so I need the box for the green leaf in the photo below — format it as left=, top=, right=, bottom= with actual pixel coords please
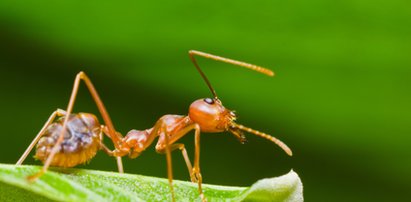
left=0, top=164, right=303, bottom=202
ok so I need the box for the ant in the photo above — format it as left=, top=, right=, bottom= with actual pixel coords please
left=16, top=50, right=292, bottom=202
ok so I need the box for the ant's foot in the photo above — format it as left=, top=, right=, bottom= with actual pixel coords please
left=200, top=193, right=207, bottom=202
left=190, top=168, right=202, bottom=183
left=26, top=170, right=44, bottom=182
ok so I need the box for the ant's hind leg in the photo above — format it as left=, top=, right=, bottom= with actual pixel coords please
left=16, top=109, right=66, bottom=165
left=27, top=72, right=85, bottom=181
left=28, top=72, right=123, bottom=181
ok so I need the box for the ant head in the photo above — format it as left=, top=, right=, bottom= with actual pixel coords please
left=188, top=98, right=236, bottom=133
left=188, top=50, right=291, bottom=155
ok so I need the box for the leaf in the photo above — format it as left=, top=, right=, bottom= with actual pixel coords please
left=0, top=164, right=303, bottom=202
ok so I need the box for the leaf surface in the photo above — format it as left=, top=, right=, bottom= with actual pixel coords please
left=0, top=164, right=303, bottom=202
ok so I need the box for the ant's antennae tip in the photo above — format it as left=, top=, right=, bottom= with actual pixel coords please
left=260, top=68, right=274, bottom=77
left=268, top=71, right=275, bottom=77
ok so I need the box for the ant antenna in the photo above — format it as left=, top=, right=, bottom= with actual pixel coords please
left=232, top=123, right=293, bottom=156
left=188, top=50, right=274, bottom=99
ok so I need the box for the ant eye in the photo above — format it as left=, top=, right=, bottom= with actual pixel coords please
left=204, top=98, right=214, bottom=104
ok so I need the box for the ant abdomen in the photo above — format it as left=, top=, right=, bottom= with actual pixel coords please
left=35, top=113, right=101, bottom=167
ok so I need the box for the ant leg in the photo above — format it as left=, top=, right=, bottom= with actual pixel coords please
left=156, top=144, right=193, bottom=181
left=191, top=124, right=206, bottom=201
left=28, top=72, right=113, bottom=180
left=16, top=109, right=66, bottom=165
left=76, top=72, right=123, bottom=147
left=27, top=73, right=84, bottom=181
left=151, top=119, right=196, bottom=202
left=99, top=143, right=123, bottom=173
left=175, top=144, right=193, bottom=176
left=155, top=122, right=206, bottom=202
left=99, top=132, right=119, bottom=157
left=28, top=72, right=124, bottom=181
left=128, top=122, right=176, bottom=201
left=99, top=126, right=124, bottom=173
left=79, top=72, right=126, bottom=172
left=116, top=156, right=123, bottom=173
left=100, top=143, right=114, bottom=156
left=163, top=125, right=175, bottom=202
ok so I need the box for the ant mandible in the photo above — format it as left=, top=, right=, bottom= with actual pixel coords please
left=16, top=50, right=292, bottom=202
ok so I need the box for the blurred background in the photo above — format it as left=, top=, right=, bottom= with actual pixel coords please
left=0, top=0, right=410, bottom=201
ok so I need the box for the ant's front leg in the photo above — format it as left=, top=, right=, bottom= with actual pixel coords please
left=192, top=124, right=203, bottom=186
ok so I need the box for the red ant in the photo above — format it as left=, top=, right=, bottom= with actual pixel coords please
left=16, top=50, right=292, bottom=202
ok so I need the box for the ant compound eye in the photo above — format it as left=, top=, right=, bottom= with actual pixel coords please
left=204, top=98, right=214, bottom=104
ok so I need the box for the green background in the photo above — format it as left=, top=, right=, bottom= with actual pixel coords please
left=0, top=0, right=410, bottom=201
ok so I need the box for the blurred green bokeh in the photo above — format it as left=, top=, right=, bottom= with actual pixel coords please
left=0, top=1, right=410, bottom=201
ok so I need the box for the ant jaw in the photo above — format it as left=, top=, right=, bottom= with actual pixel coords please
left=238, top=135, right=248, bottom=144
left=229, top=125, right=248, bottom=144
left=229, top=111, right=237, bottom=121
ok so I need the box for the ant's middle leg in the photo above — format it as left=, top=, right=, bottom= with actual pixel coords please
left=99, top=126, right=124, bottom=173
left=155, top=122, right=206, bottom=201
left=157, top=143, right=193, bottom=180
